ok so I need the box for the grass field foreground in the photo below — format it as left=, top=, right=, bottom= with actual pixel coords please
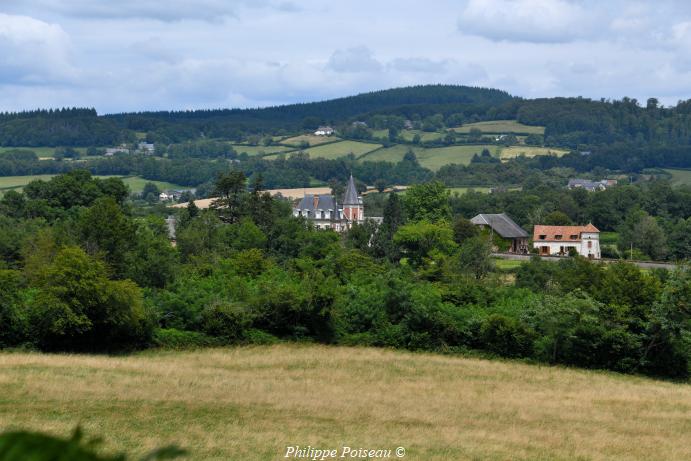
left=0, top=345, right=690, bottom=461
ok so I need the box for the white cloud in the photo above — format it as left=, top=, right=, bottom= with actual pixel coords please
left=0, top=13, right=76, bottom=85
left=2, top=0, right=284, bottom=22
left=389, top=57, right=450, bottom=73
left=327, top=46, right=382, bottom=73
left=458, top=0, right=597, bottom=43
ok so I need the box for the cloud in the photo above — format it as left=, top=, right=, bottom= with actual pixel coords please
left=1, top=0, right=294, bottom=22
left=327, top=46, right=382, bottom=73
left=389, top=57, right=450, bottom=73
left=0, top=13, right=76, bottom=85
left=458, top=0, right=597, bottom=43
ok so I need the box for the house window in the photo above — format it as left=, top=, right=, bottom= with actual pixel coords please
left=555, top=235, right=562, bottom=240
left=539, top=235, right=546, bottom=240
left=569, top=234, right=578, bottom=240
left=588, top=241, right=592, bottom=248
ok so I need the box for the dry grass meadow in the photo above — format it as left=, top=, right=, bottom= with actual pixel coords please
left=1, top=345, right=690, bottom=460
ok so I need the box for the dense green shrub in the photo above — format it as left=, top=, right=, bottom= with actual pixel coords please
left=480, top=314, right=535, bottom=358
left=200, top=302, right=252, bottom=342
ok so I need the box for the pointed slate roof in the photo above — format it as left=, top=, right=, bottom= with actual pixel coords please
left=343, top=174, right=359, bottom=205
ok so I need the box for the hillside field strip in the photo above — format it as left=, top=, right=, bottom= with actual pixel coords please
left=664, top=168, right=691, bottom=186
left=453, top=120, right=545, bottom=134
left=0, top=345, right=690, bottom=461
left=230, top=144, right=293, bottom=156
left=0, top=175, right=185, bottom=195
left=298, top=140, right=382, bottom=160
left=500, top=146, right=569, bottom=160
left=0, top=146, right=89, bottom=159
left=280, top=134, right=339, bottom=147
left=361, top=144, right=499, bottom=171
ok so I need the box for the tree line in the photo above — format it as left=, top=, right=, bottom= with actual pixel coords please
left=0, top=171, right=689, bottom=379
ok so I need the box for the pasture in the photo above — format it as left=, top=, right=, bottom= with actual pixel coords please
left=453, top=120, right=545, bottom=134
left=280, top=134, right=338, bottom=147
left=664, top=168, right=691, bottom=186
left=0, top=175, right=185, bottom=196
left=230, top=144, right=292, bottom=156
left=362, top=145, right=498, bottom=171
left=0, top=146, right=90, bottom=159
left=500, top=146, right=569, bottom=160
left=0, top=345, right=690, bottom=461
left=300, top=140, right=382, bottom=160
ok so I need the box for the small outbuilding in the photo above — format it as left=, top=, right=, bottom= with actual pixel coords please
left=471, top=213, right=529, bottom=254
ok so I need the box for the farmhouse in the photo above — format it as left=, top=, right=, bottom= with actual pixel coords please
left=533, top=224, right=601, bottom=259
left=314, top=126, right=334, bottom=136
left=293, top=175, right=364, bottom=231
left=470, top=213, right=529, bottom=254
left=567, top=178, right=617, bottom=192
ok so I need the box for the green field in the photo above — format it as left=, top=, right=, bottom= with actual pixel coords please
left=362, top=144, right=498, bottom=171
left=453, top=120, right=545, bottom=135
left=280, top=134, right=338, bottom=147
left=230, top=144, right=292, bottom=156
left=0, top=175, right=185, bottom=195
left=299, top=140, right=382, bottom=160
left=0, top=174, right=58, bottom=191
left=1, top=345, right=690, bottom=461
left=500, top=146, right=569, bottom=160
left=0, top=146, right=91, bottom=159
left=400, top=130, right=444, bottom=142
left=116, top=176, right=186, bottom=193
left=664, top=168, right=691, bottom=186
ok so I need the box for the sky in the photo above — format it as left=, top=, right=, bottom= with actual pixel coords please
left=1, top=0, right=691, bottom=113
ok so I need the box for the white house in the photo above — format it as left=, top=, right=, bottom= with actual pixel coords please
left=314, top=126, right=334, bottom=136
left=533, top=224, right=601, bottom=259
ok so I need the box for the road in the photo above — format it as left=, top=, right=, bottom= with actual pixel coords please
left=492, top=253, right=678, bottom=270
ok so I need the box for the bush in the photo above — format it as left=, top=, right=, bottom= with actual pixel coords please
left=200, top=302, right=252, bottom=342
left=243, top=328, right=280, bottom=345
left=152, top=328, right=221, bottom=349
left=479, top=314, right=535, bottom=358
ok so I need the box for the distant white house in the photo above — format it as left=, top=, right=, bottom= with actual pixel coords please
left=314, top=126, right=334, bottom=136
left=159, top=192, right=171, bottom=201
left=533, top=224, right=601, bottom=259
left=137, top=142, right=155, bottom=154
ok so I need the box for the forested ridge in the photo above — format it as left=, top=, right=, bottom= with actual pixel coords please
left=2, top=85, right=691, bottom=154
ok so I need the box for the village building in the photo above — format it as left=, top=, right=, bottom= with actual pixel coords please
left=137, top=142, right=155, bottom=154
left=314, top=126, right=334, bottom=136
left=470, top=213, right=529, bottom=254
left=533, top=224, right=601, bottom=259
left=293, top=175, right=364, bottom=231
left=567, top=178, right=617, bottom=192
left=104, top=147, right=130, bottom=156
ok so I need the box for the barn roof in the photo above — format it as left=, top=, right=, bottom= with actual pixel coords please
left=470, top=213, right=528, bottom=238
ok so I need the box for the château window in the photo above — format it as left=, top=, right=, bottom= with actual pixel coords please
left=555, top=235, right=562, bottom=240
left=570, top=234, right=578, bottom=240
left=539, top=235, right=546, bottom=240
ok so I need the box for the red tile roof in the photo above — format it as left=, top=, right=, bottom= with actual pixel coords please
left=533, top=224, right=599, bottom=242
